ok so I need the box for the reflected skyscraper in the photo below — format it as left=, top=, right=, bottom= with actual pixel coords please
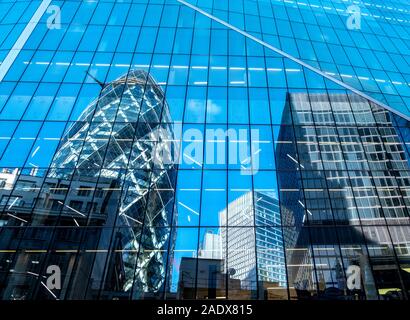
left=220, top=192, right=286, bottom=292
left=277, top=92, right=410, bottom=299
left=0, top=70, right=178, bottom=299
left=199, top=231, right=222, bottom=260
left=49, top=69, right=178, bottom=296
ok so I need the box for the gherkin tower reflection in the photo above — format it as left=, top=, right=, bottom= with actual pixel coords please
left=0, top=70, right=178, bottom=299
left=49, top=70, right=178, bottom=297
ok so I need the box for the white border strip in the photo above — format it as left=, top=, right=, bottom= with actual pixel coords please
left=177, top=0, right=410, bottom=122
left=0, top=0, right=52, bottom=82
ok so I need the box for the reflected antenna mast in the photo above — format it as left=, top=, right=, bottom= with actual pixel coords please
left=85, top=70, right=105, bottom=88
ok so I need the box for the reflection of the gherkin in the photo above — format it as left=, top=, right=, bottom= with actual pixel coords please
left=0, top=70, right=178, bottom=300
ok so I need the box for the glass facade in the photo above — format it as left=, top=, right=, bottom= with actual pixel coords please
left=0, top=0, right=409, bottom=300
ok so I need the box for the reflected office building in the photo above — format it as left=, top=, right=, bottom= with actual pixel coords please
left=219, top=192, right=287, bottom=298
left=0, top=70, right=178, bottom=299
left=177, top=192, right=286, bottom=300
left=277, top=92, right=410, bottom=300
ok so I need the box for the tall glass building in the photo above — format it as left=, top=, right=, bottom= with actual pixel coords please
left=0, top=0, right=409, bottom=300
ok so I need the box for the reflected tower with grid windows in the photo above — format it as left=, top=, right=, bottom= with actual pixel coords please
left=219, top=191, right=286, bottom=294
left=277, top=92, right=410, bottom=299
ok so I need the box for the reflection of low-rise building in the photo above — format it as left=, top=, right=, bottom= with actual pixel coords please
left=177, top=257, right=240, bottom=299
left=177, top=255, right=289, bottom=300
left=0, top=168, right=114, bottom=299
left=0, top=168, right=111, bottom=225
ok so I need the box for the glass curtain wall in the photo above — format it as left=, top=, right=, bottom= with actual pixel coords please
left=0, top=0, right=409, bottom=300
